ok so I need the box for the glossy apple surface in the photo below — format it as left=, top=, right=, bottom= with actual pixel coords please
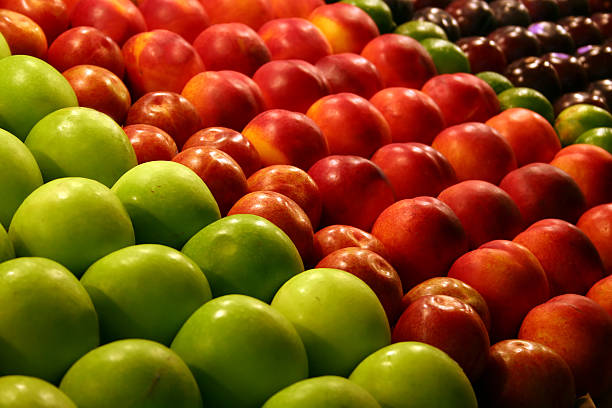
left=138, top=0, right=210, bottom=43
left=541, top=52, right=588, bottom=93
left=413, top=6, right=461, bottom=41
left=578, top=203, right=612, bottom=275
left=312, top=225, right=388, bottom=264
left=455, top=36, right=507, bottom=74
left=0, top=8, right=47, bottom=59
left=315, top=52, right=383, bottom=99
left=0, top=0, right=68, bottom=43
left=0, top=376, right=76, bottom=408
left=445, top=0, right=497, bottom=37
left=200, top=0, right=274, bottom=30
left=258, top=17, right=331, bottom=64
left=124, top=124, right=178, bottom=163
left=587, top=275, right=612, bottom=317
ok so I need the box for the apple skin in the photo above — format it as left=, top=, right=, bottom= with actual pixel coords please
left=448, top=240, right=550, bottom=342
left=519, top=294, right=612, bottom=398
left=312, top=225, right=388, bottom=264
left=371, top=142, right=457, bottom=200
left=476, top=339, right=576, bottom=408
left=306, top=93, right=391, bottom=158
left=308, top=155, right=396, bottom=232
left=268, top=0, right=324, bottom=18
left=445, top=0, right=497, bottom=37
left=193, top=23, right=270, bottom=77
left=125, top=91, right=202, bottom=150
left=372, top=197, right=469, bottom=291
left=138, top=0, right=210, bottom=43
left=587, top=275, right=612, bottom=317
left=308, top=3, right=380, bottom=54
left=393, top=295, right=490, bottom=382
left=513, top=218, right=605, bottom=297
left=124, top=124, right=178, bottom=163
left=402, top=276, right=491, bottom=333
left=485, top=107, right=561, bottom=167
left=0, top=376, right=76, bottom=408
left=0, top=0, right=68, bottom=44
left=438, top=180, right=523, bottom=249
left=0, top=8, right=46, bottom=59
left=499, top=163, right=586, bottom=226
left=0, top=223, right=14, bottom=263
left=253, top=59, right=329, bottom=114
left=122, top=29, right=205, bottom=99
left=315, top=53, right=383, bottom=99
left=361, top=33, right=436, bottom=88
left=62, top=65, right=131, bottom=125
left=455, top=36, right=507, bottom=74
left=432, top=122, right=517, bottom=184
left=183, top=127, right=261, bottom=177
left=229, top=191, right=314, bottom=263
left=578, top=203, right=612, bottom=275
left=247, top=165, right=322, bottom=229
left=487, top=25, right=541, bottom=64
left=199, top=0, right=274, bottom=30
left=316, top=247, right=403, bottom=324
left=69, top=0, right=146, bottom=46
left=242, top=109, right=329, bottom=171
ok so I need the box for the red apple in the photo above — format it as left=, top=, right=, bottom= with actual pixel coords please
left=578, top=203, right=612, bottom=275
left=268, top=0, right=324, bottom=19
left=200, top=0, right=274, bottom=30
left=0, top=0, right=68, bottom=43
left=587, top=275, right=612, bottom=317
left=0, top=8, right=46, bottom=58
left=138, top=0, right=210, bottom=43
left=312, top=225, right=388, bottom=265
left=455, top=36, right=507, bottom=74
left=258, top=17, right=331, bottom=64
left=315, top=53, right=382, bottom=99
left=124, top=123, right=178, bottom=163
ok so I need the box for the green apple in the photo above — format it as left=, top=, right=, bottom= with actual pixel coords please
left=341, top=0, right=395, bottom=33
left=349, top=342, right=478, bottom=408
left=271, top=268, right=391, bottom=377
left=0, top=55, right=77, bottom=140
left=59, top=339, right=202, bottom=408
left=421, top=38, right=471, bottom=74
left=25, top=107, right=137, bottom=187
left=0, top=376, right=76, bottom=408
left=9, top=177, right=135, bottom=277
left=395, top=20, right=448, bottom=41
left=81, top=244, right=212, bottom=345
left=182, top=214, right=303, bottom=302
left=0, top=33, right=9, bottom=59
left=476, top=71, right=514, bottom=94
left=555, top=104, right=612, bottom=146
left=0, top=257, right=99, bottom=383
left=112, top=161, right=220, bottom=249
left=262, top=376, right=381, bottom=408
left=576, top=127, right=612, bottom=153
left=0, top=223, right=14, bottom=263
left=498, top=87, right=555, bottom=123
left=171, top=294, right=309, bottom=408
left=0, top=128, right=43, bottom=227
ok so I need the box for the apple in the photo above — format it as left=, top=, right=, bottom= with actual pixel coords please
left=0, top=31, right=9, bottom=58
left=0, top=55, right=77, bottom=141
left=60, top=339, right=202, bottom=407
left=0, top=223, right=14, bottom=263
left=138, top=0, right=210, bottom=43
left=555, top=104, right=612, bottom=146
left=445, top=0, right=497, bottom=37
left=182, top=214, right=303, bottom=302
left=554, top=91, right=610, bottom=117
left=0, top=8, right=46, bottom=59
left=81, top=244, right=212, bottom=345
left=171, top=295, right=307, bottom=407
left=0, top=0, right=68, bottom=43
left=504, top=56, right=562, bottom=102
left=413, top=6, right=461, bottom=42
left=199, top=0, right=274, bottom=30
left=558, top=15, right=603, bottom=48
left=269, top=0, right=324, bottom=18
left=578, top=203, right=612, bottom=275
left=349, top=342, right=478, bottom=408
left=489, top=0, right=531, bottom=27
left=395, top=20, right=448, bottom=42
left=487, top=25, right=541, bottom=64
left=476, top=339, right=576, bottom=408
left=528, top=21, right=575, bottom=54
left=315, top=53, right=383, bottom=99
left=587, top=275, right=612, bottom=317
left=455, top=36, right=508, bottom=74
left=0, top=376, right=76, bottom=408
left=124, top=124, right=178, bottom=163
left=521, top=0, right=561, bottom=22
left=542, top=52, right=589, bottom=94
left=0, top=257, right=99, bottom=382
left=372, top=197, right=469, bottom=291
left=312, top=224, right=388, bottom=264
left=272, top=268, right=390, bottom=376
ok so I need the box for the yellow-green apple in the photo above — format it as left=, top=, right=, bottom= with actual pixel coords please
left=122, top=29, right=205, bottom=98
left=499, top=163, right=585, bottom=226
left=432, top=122, right=517, bottom=184
left=372, top=197, right=468, bottom=291
left=69, top=0, right=146, bottom=46
left=182, top=70, right=264, bottom=130
left=0, top=223, right=14, bottom=263
left=448, top=240, right=550, bottom=341
left=171, top=295, right=307, bottom=407
left=349, top=342, right=478, bottom=408
left=258, top=17, right=332, bottom=64
left=262, top=376, right=381, bottom=408
left=253, top=59, right=329, bottom=113
left=0, top=8, right=46, bottom=58
left=25, top=107, right=137, bottom=187
left=138, top=0, right=210, bottom=43
left=181, top=214, right=303, bottom=301
left=361, top=33, right=436, bottom=88
left=312, top=224, right=388, bottom=264
left=308, top=155, right=396, bottom=231
left=192, top=23, right=270, bottom=77
left=315, top=53, right=383, bottom=99
left=513, top=218, right=605, bottom=296
left=60, top=339, right=202, bottom=408
left=228, top=191, right=314, bottom=262
left=272, top=268, right=390, bottom=376
left=62, top=64, right=131, bottom=124
left=125, top=91, right=203, bottom=150
left=476, top=339, right=576, bottom=408
left=247, top=165, right=322, bottom=229
left=308, top=3, right=379, bottom=54
left=0, top=257, right=99, bottom=382
left=369, top=87, right=445, bottom=144
left=0, top=0, right=68, bottom=43
left=393, top=295, right=490, bottom=381
left=306, top=92, right=391, bottom=158
left=242, top=109, right=329, bottom=171
left=578, top=203, right=612, bottom=275
left=172, top=146, right=248, bottom=215
left=199, top=0, right=274, bottom=30
left=124, top=124, right=178, bottom=163
left=587, top=275, right=612, bottom=317
left=112, top=161, right=220, bottom=248
left=0, top=128, right=42, bottom=228
left=438, top=180, right=523, bottom=249
left=81, top=244, right=212, bottom=345
left=402, top=276, right=491, bottom=332
left=519, top=294, right=612, bottom=398
left=268, top=0, right=324, bottom=18
left=183, top=127, right=261, bottom=177
left=0, top=55, right=77, bottom=141
left=371, top=142, right=457, bottom=200
left=316, top=247, right=403, bottom=324
left=555, top=104, right=612, bottom=146
left=0, top=376, right=76, bottom=408
left=0, top=31, right=9, bottom=58
left=485, top=107, right=561, bottom=166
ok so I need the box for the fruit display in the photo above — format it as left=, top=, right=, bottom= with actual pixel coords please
left=0, top=0, right=611, bottom=407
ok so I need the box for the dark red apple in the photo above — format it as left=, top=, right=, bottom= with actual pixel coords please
left=527, top=21, right=575, bottom=54
left=487, top=25, right=541, bottom=64
left=315, top=53, right=383, bottom=99
left=504, top=56, right=562, bottom=102
left=520, top=0, right=560, bottom=22
left=455, top=36, right=507, bottom=74
left=541, top=52, right=588, bottom=93
left=553, top=91, right=609, bottom=116
left=413, top=6, right=461, bottom=41
left=489, top=0, right=531, bottom=27
left=199, top=0, right=274, bottom=30
left=124, top=123, right=178, bottom=163
left=445, top=0, right=497, bottom=37
left=558, top=16, right=603, bottom=48
left=576, top=44, right=612, bottom=82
